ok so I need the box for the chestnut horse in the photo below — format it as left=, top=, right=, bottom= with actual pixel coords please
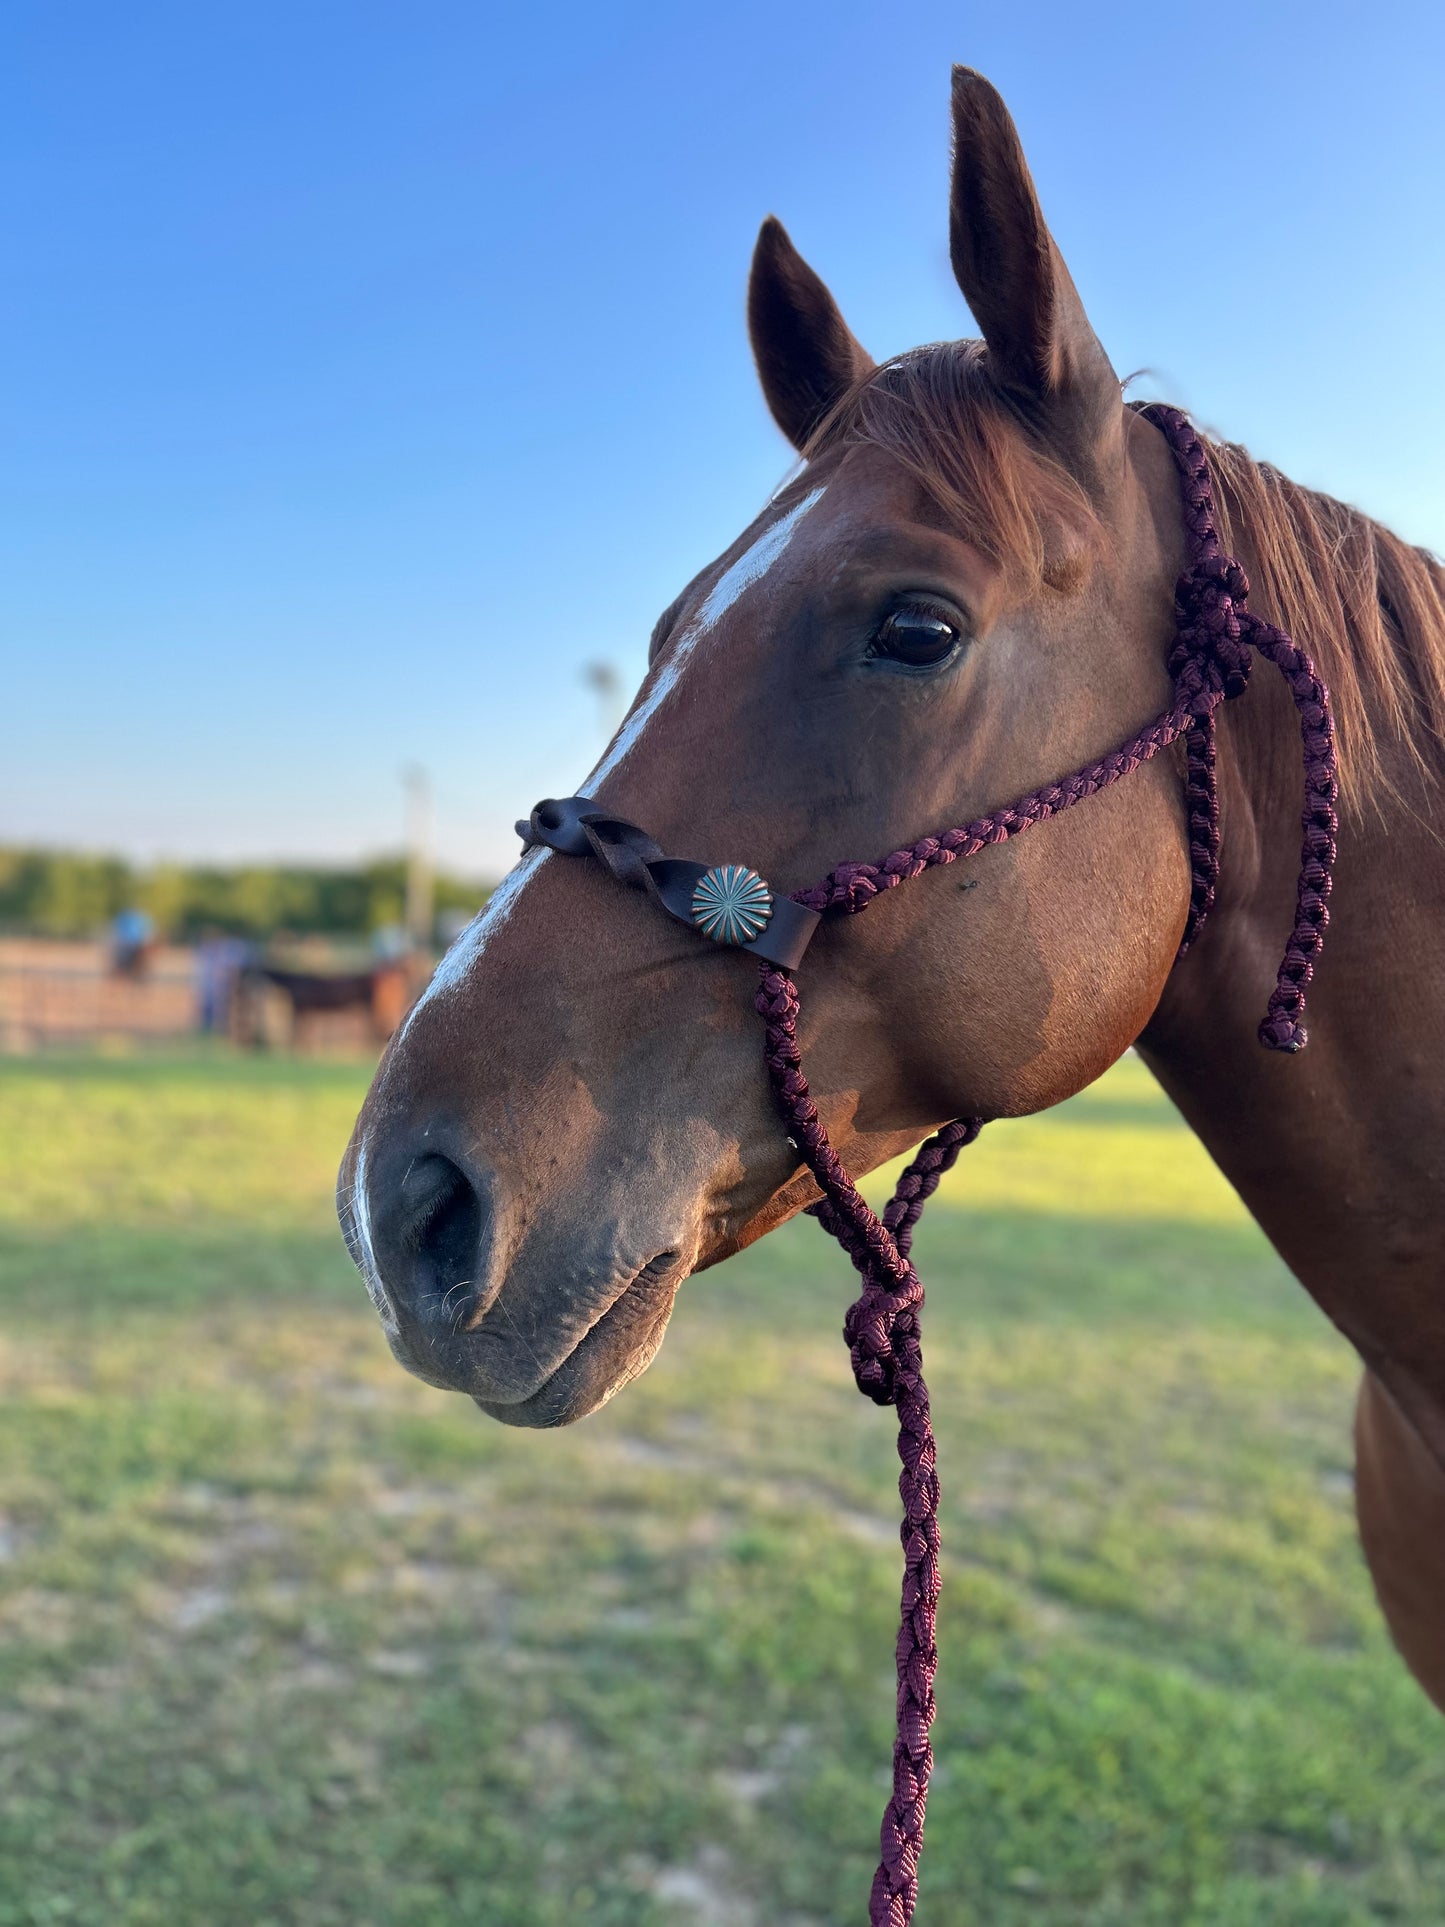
left=340, top=70, right=1445, bottom=1719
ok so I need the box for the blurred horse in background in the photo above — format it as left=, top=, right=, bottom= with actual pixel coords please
left=238, top=959, right=413, bottom=1050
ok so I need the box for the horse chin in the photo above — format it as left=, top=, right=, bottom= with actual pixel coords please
left=470, top=1258, right=684, bottom=1428
left=375, top=1243, right=685, bottom=1427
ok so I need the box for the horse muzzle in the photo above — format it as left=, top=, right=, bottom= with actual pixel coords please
left=338, top=1127, right=690, bottom=1424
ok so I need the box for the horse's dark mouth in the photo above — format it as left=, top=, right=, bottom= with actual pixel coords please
left=469, top=1251, right=683, bottom=1429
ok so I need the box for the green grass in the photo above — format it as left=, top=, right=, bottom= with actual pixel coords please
left=0, top=1048, right=1441, bottom=1925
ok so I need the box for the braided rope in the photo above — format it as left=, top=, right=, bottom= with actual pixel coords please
left=1240, top=618, right=1338, bottom=1049
left=1141, top=403, right=1339, bottom=1040
left=756, top=964, right=979, bottom=1925
left=752, top=404, right=1338, bottom=1924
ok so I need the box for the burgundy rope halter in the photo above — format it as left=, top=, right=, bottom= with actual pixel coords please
left=520, top=404, right=1339, bottom=1926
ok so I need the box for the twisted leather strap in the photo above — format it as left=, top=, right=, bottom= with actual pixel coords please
left=517, top=795, right=821, bottom=970
left=520, top=404, right=1339, bottom=1926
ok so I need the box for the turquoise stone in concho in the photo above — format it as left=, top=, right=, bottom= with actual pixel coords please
left=690, top=864, right=773, bottom=946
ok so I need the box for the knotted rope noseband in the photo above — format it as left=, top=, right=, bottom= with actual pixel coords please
left=519, top=404, right=1339, bottom=1927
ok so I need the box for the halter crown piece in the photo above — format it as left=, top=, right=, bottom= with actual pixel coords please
left=519, top=404, right=1339, bottom=1927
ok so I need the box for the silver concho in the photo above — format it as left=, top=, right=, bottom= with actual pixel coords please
left=690, top=864, right=774, bottom=947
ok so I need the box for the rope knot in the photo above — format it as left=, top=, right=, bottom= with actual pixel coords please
left=843, top=1273, right=922, bottom=1407
left=1169, top=555, right=1253, bottom=710
left=1177, top=551, right=1249, bottom=617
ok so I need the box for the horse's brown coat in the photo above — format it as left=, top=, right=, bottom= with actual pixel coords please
left=341, top=68, right=1445, bottom=1712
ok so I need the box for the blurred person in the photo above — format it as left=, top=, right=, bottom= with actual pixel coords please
left=109, top=907, right=155, bottom=979
left=195, top=928, right=252, bottom=1034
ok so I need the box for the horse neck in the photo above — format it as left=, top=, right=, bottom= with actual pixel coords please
left=1137, top=598, right=1445, bottom=1444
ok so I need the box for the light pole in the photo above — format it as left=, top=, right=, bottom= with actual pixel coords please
left=401, top=764, right=434, bottom=951
left=581, top=659, right=624, bottom=743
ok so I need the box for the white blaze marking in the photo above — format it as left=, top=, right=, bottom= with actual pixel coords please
left=586, top=485, right=825, bottom=792
left=769, top=456, right=808, bottom=502
left=399, top=843, right=553, bottom=1034
left=349, top=1141, right=393, bottom=1324
left=357, top=854, right=555, bottom=1287
left=399, top=485, right=824, bottom=1028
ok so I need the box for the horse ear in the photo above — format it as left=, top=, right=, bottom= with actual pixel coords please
left=748, top=216, right=875, bottom=452
left=948, top=68, right=1120, bottom=455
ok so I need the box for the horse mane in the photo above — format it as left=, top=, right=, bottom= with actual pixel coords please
left=1203, top=437, right=1445, bottom=812
left=805, top=343, right=1445, bottom=815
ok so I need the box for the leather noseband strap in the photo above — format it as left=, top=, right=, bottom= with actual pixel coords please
left=518, top=795, right=822, bottom=971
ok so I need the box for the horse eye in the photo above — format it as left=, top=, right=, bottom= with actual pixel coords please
left=872, top=607, right=962, bottom=668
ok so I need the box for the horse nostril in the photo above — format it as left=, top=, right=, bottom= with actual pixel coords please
left=397, top=1153, right=487, bottom=1329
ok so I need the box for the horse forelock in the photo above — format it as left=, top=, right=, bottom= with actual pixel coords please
left=802, top=340, right=1100, bottom=584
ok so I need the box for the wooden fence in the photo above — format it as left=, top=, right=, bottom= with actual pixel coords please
left=0, top=939, right=416, bottom=1053
left=0, top=938, right=198, bottom=1049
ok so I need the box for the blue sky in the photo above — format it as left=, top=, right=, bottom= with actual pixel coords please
left=4, top=0, right=1442, bottom=878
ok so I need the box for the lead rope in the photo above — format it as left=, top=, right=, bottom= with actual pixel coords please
left=754, top=403, right=1338, bottom=1925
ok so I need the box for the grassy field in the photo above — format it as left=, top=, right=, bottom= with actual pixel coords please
left=1, top=1047, right=1442, bottom=1926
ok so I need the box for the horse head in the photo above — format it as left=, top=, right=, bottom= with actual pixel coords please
left=339, top=69, right=1194, bottom=1425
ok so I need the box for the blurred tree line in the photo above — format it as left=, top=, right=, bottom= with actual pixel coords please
left=0, top=849, right=488, bottom=941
